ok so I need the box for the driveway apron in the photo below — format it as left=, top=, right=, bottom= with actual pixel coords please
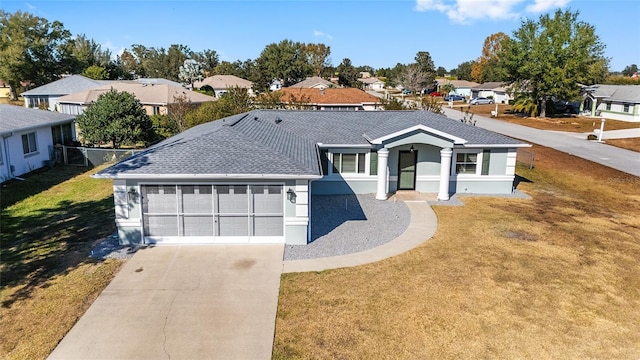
left=48, top=244, right=284, bottom=360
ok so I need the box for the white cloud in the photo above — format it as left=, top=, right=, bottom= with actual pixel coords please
left=25, top=2, right=36, bottom=10
left=415, top=0, right=570, bottom=23
left=313, top=30, right=333, bottom=40
left=102, top=40, right=126, bottom=60
left=525, top=0, right=571, bottom=13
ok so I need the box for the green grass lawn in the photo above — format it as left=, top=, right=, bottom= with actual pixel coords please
left=0, top=165, right=124, bottom=360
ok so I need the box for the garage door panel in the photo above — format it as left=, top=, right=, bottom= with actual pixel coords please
left=181, top=215, right=214, bottom=236
left=253, top=216, right=283, bottom=236
left=218, top=215, right=249, bottom=236
left=181, top=185, right=213, bottom=213
left=144, top=215, right=178, bottom=237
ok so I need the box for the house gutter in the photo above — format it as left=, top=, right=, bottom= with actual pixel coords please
left=91, top=173, right=323, bottom=180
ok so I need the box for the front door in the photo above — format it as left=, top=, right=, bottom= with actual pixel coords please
left=398, top=150, right=417, bottom=190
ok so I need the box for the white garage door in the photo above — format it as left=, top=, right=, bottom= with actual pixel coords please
left=141, top=184, right=284, bottom=244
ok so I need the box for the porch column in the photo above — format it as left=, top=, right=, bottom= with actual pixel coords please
left=437, top=148, right=453, bottom=201
left=376, top=148, right=389, bottom=200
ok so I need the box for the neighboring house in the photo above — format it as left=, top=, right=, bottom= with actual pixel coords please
left=94, top=109, right=530, bottom=246
left=436, top=79, right=479, bottom=98
left=471, top=82, right=512, bottom=104
left=289, top=76, right=333, bottom=89
left=581, top=84, right=640, bottom=122
left=359, top=77, right=386, bottom=91
left=21, top=75, right=189, bottom=111
left=56, top=82, right=216, bottom=116
left=276, top=88, right=383, bottom=111
left=270, top=79, right=283, bottom=91
left=21, top=75, right=107, bottom=111
left=0, top=105, right=76, bottom=181
left=193, top=75, right=254, bottom=98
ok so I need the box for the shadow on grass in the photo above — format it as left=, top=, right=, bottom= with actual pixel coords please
left=514, top=174, right=533, bottom=190
left=0, top=196, right=115, bottom=308
left=1, top=165, right=90, bottom=209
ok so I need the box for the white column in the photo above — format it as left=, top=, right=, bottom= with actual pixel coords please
left=376, top=148, right=389, bottom=200
left=437, top=148, right=453, bottom=201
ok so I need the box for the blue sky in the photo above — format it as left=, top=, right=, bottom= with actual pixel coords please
left=1, top=0, right=639, bottom=72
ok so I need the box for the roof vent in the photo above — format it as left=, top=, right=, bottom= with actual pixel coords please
left=275, top=117, right=282, bottom=124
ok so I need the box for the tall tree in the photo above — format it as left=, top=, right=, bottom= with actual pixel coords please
left=254, top=40, right=313, bottom=91
left=501, top=9, right=607, bottom=117
left=192, top=49, right=219, bottom=76
left=69, top=34, right=112, bottom=73
left=414, top=51, right=436, bottom=85
left=436, top=66, right=447, bottom=77
left=184, top=87, right=252, bottom=128
left=305, top=43, right=331, bottom=77
left=453, top=60, right=474, bottom=81
left=471, top=32, right=509, bottom=83
left=398, top=64, right=429, bottom=93
left=336, top=58, right=359, bottom=87
left=82, top=65, right=109, bottom=80
left=0, top=10, right=73, bottom=99
left=76, top=89, right=153, bottom=148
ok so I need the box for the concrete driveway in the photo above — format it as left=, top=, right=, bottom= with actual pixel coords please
left=48, top=244, right=284, bottom=360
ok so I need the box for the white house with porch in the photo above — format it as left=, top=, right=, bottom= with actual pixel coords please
left=95, top=110, right=530, bottom=246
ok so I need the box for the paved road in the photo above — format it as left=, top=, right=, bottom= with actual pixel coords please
left=48, top=245, right=283, bottom=360
left=441, top=107, right=640, bottom=177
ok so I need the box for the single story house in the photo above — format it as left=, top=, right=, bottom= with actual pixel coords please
left=56, top=82, right=216, bottom=116
left=289, top=76, right=334, bottom=89
left=436, top=79, right=479, bottom=98
left=21, top=75, right=188, bottom=111
left=359, top=77, right=386, bottom=91
left=471, top=82, right=512, bottom=104
left=580, top=84, right=640, bottom=122
left=94, top=110, right=530, bottom=246
left=193, top=75, right=254, bottom=98
left=0, top=105, right=76, bottom=181
left=276, top=88, right=383, bottom=111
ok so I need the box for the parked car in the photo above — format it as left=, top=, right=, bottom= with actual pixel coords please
left=469, top=97, right=494, bottom=105
left=444, top=94, right=465, bottom=101
left=402, top=89, right=412, bottom=95
left=429, top=91, right=442, bottom=97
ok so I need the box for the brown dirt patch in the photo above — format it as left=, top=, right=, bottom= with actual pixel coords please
left=605, top=137, right=640, bottom=152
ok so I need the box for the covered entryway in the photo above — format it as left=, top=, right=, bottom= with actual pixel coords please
left=141, top=184, right=284, bottom=244
left=397, top=150, right=417, bottom=190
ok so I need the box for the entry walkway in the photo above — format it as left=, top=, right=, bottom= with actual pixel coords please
left=282, top=201, right=437, bottom=273
left=48, top=245, right=284, bottom=360
left=441, top=107, right=640, bottom=177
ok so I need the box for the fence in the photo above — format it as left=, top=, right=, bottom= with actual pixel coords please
left=62, top=146, right=144, bottom=167
left=516, top=149, right=535, bottom=169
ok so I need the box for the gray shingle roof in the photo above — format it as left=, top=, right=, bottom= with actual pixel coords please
left=97, top=110, right=527, bottom=178
left=0, top=105, right=75, bottom=135
left=588, top=85, right=640, bottom=103
left=21, top=75, right=106, bottom=96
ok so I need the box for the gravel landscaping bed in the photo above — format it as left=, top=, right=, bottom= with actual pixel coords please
left=89, top=234, right=141, bottom=260
left=284, top=194, right=410, bottom=261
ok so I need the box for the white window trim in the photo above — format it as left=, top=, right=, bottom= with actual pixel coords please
left=451, top=149, right=483, bottom=176
left=328, top=150, right=373, bottom=177
left=22, top=131, right=39, bottom=156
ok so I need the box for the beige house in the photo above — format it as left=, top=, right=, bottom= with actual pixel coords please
left=56, top=83, right=216, bottom=116
left=276, top=88, right=382, bottom=111
left=193, top=75, right=254, bottom=98
left=289, top=76, right=333, bottom=89
left=359, top=77, right=386, bottom=91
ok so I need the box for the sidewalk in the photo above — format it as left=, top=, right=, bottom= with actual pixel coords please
left=441, top=107, right=640, bottom=177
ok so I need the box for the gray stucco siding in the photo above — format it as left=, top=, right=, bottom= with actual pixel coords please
left=487, top=148, right=509, bottom=175
left=311, top=177, right=377, bottom=195
left=450, top=177, right=515, bottom=194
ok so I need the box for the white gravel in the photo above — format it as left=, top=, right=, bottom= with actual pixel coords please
left=89, top=234, right=141, bottom=260
left=284, top=194, right=411, bottom=260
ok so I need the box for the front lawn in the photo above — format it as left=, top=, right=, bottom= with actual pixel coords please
left=0, top=166, right=123, bottom=360
left=274, top=144, right=640, bottom=359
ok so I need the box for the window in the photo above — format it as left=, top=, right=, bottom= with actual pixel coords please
left=455, top=151, right=479, bottom=175
left=481, top=150, right=491, bottom=175
left=370, top=150, right=378, bottom=175
left=605, top=102, right=611, bottom=111
left=21, top=132, right=38, bottom=155
left=153, top=106, right=161, bottom=115
left=332, top=152, right=366, bottom=174
left=623, top=103, right=630, bottom=113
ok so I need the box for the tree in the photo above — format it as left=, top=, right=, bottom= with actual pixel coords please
left=397, top=64, right=430, bottom=93
left=436, top=66, right=447, bottom=77
left=167, top=94, right=194, bottom=132
left=253, top=40, right=313, bottom=91
left=380, top=97, right=407, bottom=110
left=414, top=51, right=436, bottom=85
left=471, top=32, right=509, bottom=83
left=184, top=87, right=252, bottom=128
left=129, top=43, right=192, bottom=81
left=76, top=89, right=153, bottom=148
left=501, top=9, right=607, bottom=117
left=69, top=33, right=112, bottom=73
left=336, top=58, right=359, bottom=87
left=305, top=43, right=331, bottom=77
left=82, top=65, right=109, bottom=80
left=621, top=64, right=638, bottom=77
left=192, top=49, right=219, bottom=76
left=452, top=61, right=474, bottom=81
left=0, top=10, right=73, bottom=99
left=178, top=59, right=203, bottom=88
